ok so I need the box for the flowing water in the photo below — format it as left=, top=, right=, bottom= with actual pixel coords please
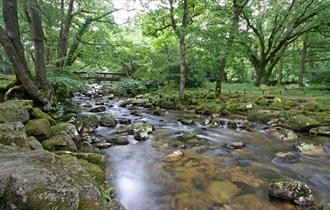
left=74, top=94, right=330, bottom=210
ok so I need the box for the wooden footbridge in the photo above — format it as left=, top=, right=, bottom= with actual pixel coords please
left=73, top=71, right=127, bottom=81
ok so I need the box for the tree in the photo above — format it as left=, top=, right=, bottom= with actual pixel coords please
left=215, top=0, right=249, bottom=96
left=0, top=0, right=52, bottom=108
left=240, top=0, right=330, bottom=85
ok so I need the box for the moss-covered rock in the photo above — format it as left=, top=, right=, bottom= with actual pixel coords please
left=323, top=203, right=330, bottom=210
left=51, top=122, right=80, bottom=140
left=247, top=111, right=276, bottom=124
left=0, top=103, right=30, bottom=123
left=42, top=132, right=77, bottom=152
left=56, top=152, right=106, bottom=168
left=268, top=179, right=313, bottom=206
left=303, top=102, right=320, bottom=112
left=0, top=122, right=29, bottom=148
left=310, top=126, right=330, bottom=136
left=73, top=114, right=99, bottom=133
left=32, top=107, right=56, bottom=125
left=27, top=136, right=44, bottom=150
left=25, top=119, right=51, bottom=140
left=0, top=144, right=110, bottom=210
left=2, top=99, right=34, bottom=110
left=99, top=112, right=117, bottom=127
left=284, top=114, right=320, bottom=132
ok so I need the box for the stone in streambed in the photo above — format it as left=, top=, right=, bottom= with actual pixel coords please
left=274, top=152, right=300, bottom=163
left=106, top=137, right=129, bottom=145
left=99, top=112, right=117, bottom=127
left=294, top=142, right=326, bottom=156
left=310, top=126, right=330, bottom=136
left=164, top=150, right=184, bottom=161
left=51, top=122, right=80, bottom=140
left=25, top=119, right=51, bottom=141
left=223, top=141, right=246, bottom=149
left=89, top=106, right=106, bottom=113
left=284, top=115, right=320, bottom=132
left=208, top=180, right=240, bottom=203
left=268, top=179, right=313, bottom=206
left=178, top=119, right=195, bottom=125
left=73, top=114, right=99, bottom=133
left=133, top=121, right=153, bottom=141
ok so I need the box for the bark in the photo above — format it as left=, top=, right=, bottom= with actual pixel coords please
left=277, top=58, right=283, bottom=85
left=299, top=38, right=308, bottom=87
left=179, top=36, right=187, bottom=100
left=57, top=0, right=75, bottom=68
left=28, top=3, right=48, bottom=87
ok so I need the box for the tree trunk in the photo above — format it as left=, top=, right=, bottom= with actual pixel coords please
left=215, top=57, right=227, bottom=95
left=277, top=58, right=283, bottom=85
left=57, top=0, right=75, bottom=68
left=179, top=36, right=186, bottom=100
left=299, top=38, right=308, bottom=87
left=255, top=64, right=266, bottom=86
left=29, top=3, right=48, bottom=87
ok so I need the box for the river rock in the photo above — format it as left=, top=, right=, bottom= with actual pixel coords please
left=117, top=118, right=131, bottom=125
left=178, top=119, right=195, bottom=125
left=133, top=121, right=153, bottom=141
left=164, top=150, right=184, bottom=161
left=153, top=109, right=165, bottom=116
left=116, top=125, right=133, bottom=134
left=99, top=112, right=117, bottom=127
left=130, top=110, right=142, bottom=116
left=294, top=142, right=326, bottom=156
left=25, top=119, right=51, bottom=141
left=0, top=122, right=29, bottom=148
left=270, top=127, right=298, bottom=141
left=323, top=203, right=330, bottom=210
left=205, top=114, right=222, bottom=127
left=31, top=107, right=56, bottom=125
left=274, top=152, right=300, bottom=163
left=268, top=179, right=314, bottom=206
left=106, top=137, right=129, bottom=145
left=208, top=180, right=240, bottom=203
left=73, top=114, right=99, bottom=133
left=284, top=115, right=320, bottom=132
left=82, top=133, right=101, bottom=144
left=0, top=103, right=30, bottom=123
left=27, top=136, right=44, bottom=150
left=0, top=144, right=109, bottom=210
left=177, top=131, right=197, bottom=141
left=310, top=126, right=330, bottom=136
left=223, top=141, right=246, bottom=149
left=42, top=132, right=77, bottom=152
left=51, top=122, right=80, bottom=141
left=79, top=141, right=99, bottom=153
left=89, top=106, right=106, bottom=113
left=227, top=120, right=238, bottom=129
left=247, top=111, right=276, bottom=124
left=94, top=142, right=113, bottom=149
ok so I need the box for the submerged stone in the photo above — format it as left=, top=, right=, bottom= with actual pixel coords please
left=223, top=141, right=246, bottom=149
left=268, top=179, right=313, bottom=206
left=164, top=150, right=185, bottom=161
left=294, top=142, right=326, bottom=156
left=208, top=180, right=240, bottom=203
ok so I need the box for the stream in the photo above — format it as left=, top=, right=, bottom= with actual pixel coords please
left=73, top=88, right=330, bottom=210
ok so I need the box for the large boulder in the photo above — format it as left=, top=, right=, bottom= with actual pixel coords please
left=0, top=103, right=30, bottom=123
left=27, top=136, right=44, bottom=150
left=0, top=144, right=110, bottom=210
left=51, top=122, right=80, bottom=140
left=25, top=119, right=51, bottom=141
left=99, top=112, right=117, bottom=127
left=89, top=106, right=106, bottom=113
left=284, top=115, right=320, bottom=132
left=42, top=132, right=77, bottom=152
left=0, top=122, right=29, bottom=148
left=2, top=100, right=34, bottom=110
left=268, top=179, right=313, bottom=206
left=247, top=111, right=276, bottom=124
left=31, top=107, right=56, bottom=125
left=73, top=114, right=99, bottom=133
left=132, top=121, right=153, bottom=141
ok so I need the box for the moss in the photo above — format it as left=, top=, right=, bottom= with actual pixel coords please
left=247, top=111, right=276, bottom=123
left=285, top=114, right=320, bottom=132
left=32, top=107, right=56, bottom=125
left=78, top=159, right=105, bottom=185
left=303, top=102, right=320, bottom=112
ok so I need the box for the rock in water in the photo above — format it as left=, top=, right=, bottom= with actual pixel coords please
left=164, top=150, right=184, bottom=161
left=89, top=106, right=106, bottom=113
left=294, top=142, right=326, bottom=156
left=284, top=115, right=320, bottom=132
left=205, top=114, right=221, bottom=127
left=133, top=121, right=153, bottom=141
left=268, top=179, right=313, bottom=206
left=178, top=119, right=195, bottom=125
left=310, top=126, right=330, bottom=136
left=73, top=114, right=99, bottom=133
left=223, top=141, right=246, bottom=149
left=99, top=112, right=117, bottom=127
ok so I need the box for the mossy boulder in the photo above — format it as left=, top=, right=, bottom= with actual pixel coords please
left=27, top=136, right=44, bottom=150
left=2, top=99, right=33, bottom=110
left=25, top=119, right=51, bottom=140
left=303, top=102, right=320, bottom=112
left=0, top=144, right=110, bottom=210
left=132, top=121, right=153, bottom=141
left=268, top=179, right=313, bottom=206
left=42, top=132, right=77, bottom=152
left=0, top=122, right=29, bottom=148
left=247, top=111, right=276, bottom=124
left=323, top=203, right=330, bottom=210
left=56, top=151, right=106, bottom=168
left=51, top=122, right=79, bottom=140
left=99, top=112, right=117, bottom=127
left=285, top=115, right=320, bottom=132
left=78, top=159, right=105, bottom=185
left=0, top=103, right=30, bottom=123
left=32, top=107, right=56, bottom=125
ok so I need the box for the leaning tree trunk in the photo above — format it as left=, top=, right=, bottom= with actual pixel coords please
left=299, top=38, right=308, bottom=87
left=179, top=35, right=187, bottom=100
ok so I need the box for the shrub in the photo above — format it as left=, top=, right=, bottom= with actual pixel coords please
left=112, top=78, right=147, bottom=96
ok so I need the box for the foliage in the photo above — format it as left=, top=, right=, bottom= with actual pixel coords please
left=112, top=78, right=147, bottom=96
